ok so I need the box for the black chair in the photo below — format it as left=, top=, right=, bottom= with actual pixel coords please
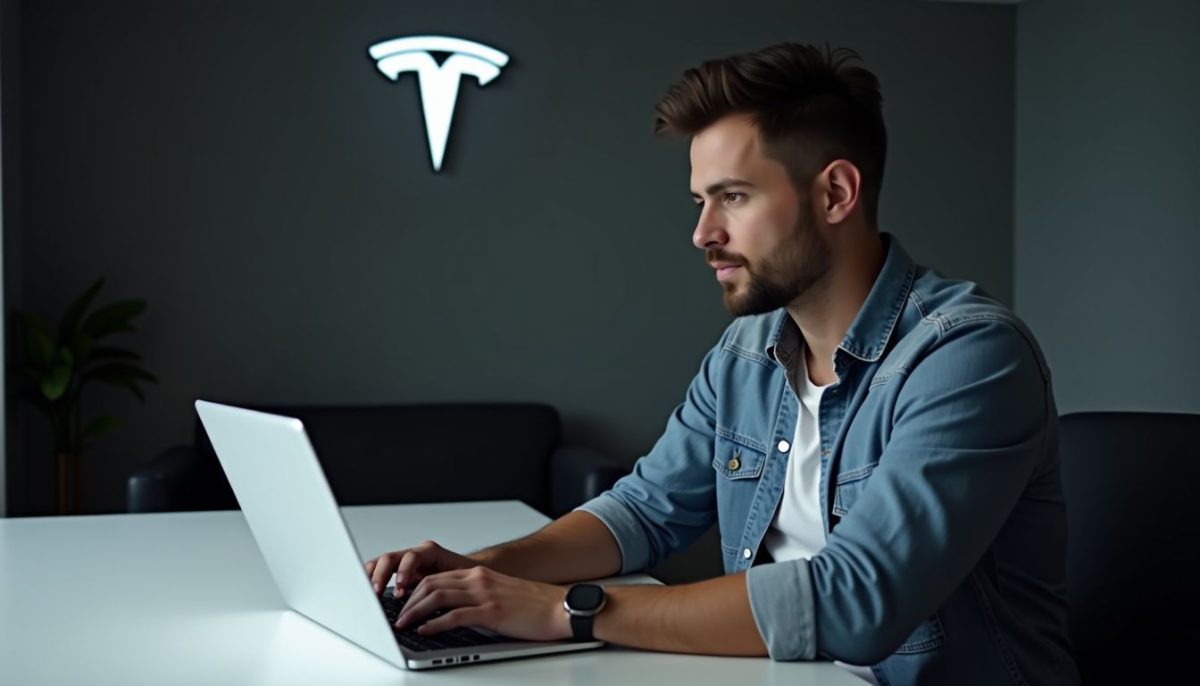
left=127, top=402, right=627, bottom=518
left=1058, top=411, right=1200, bottom=685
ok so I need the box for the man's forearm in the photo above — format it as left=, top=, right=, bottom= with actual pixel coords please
left=469, top=510, right=622, bottom=583
left=595, top=572, right=767, bottom=656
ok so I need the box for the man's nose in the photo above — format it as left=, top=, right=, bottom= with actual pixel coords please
left=692, top=206, right=728, bottom=250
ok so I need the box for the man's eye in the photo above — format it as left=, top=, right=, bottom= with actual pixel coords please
left=724, top=192, right=744, bottom=204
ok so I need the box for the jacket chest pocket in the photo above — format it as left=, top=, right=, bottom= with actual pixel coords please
left=712, top=432, right=767, bottom=480
left=712, top=431, right=767, bottom=551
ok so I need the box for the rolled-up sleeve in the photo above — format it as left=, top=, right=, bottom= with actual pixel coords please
left=736, top=317, right=1051, bottom=666
left=747, top=558, right=817, bottom=660
left=575, top=492, right=653, bottom=574
left=807, top=318, right=1052, bottom=665
left=572, top=327, right=734, bottom=573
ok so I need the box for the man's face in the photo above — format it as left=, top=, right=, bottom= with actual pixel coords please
left=689, top=115, right=831, bottom=317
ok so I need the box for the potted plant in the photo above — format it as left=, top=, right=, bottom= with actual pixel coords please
left=9, top=277, right=157, bottom=515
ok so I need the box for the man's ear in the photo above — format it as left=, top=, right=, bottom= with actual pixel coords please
left=817, top=159, right=862, bottom=225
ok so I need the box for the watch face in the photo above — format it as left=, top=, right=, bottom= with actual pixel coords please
left=567, top=584, right=605, bottom=612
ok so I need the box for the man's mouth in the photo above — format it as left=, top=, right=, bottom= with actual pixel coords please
left=714, top=265, right=741, bottom=281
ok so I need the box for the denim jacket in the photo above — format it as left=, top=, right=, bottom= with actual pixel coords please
left=578, top=234, right=1079, bottom=685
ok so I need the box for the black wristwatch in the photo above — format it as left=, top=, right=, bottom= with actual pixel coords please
left=563, top=583, right=607, bottom=641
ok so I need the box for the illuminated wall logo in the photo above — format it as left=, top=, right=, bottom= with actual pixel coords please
left=368, top=36, right=510, bottom=172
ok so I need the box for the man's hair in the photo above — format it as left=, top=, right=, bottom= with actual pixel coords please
left=655, top=43, right=887, bottom=226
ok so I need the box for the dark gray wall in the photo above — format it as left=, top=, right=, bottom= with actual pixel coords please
left=0, top=0, right=15, bottom=517
left=1015, top=0, right=1200, bottom=415
left=10, top=0, right=1015, bottom=578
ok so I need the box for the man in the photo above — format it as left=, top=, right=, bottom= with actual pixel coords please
left=365, top=43, right=1080, bottom=685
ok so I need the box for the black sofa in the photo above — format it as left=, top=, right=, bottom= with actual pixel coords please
left=127, top=402, right=628, bottom=518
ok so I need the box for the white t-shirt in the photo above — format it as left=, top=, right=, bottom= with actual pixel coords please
left=762, top=354, right=829, bottom=561
left=762, top=353, right=879, bottom=685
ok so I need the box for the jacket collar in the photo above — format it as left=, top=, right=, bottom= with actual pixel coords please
left=764, top=232, right=916, bottom=365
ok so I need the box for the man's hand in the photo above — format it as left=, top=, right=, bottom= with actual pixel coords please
left=364, top=540, right=479, bottom=597
left=394, top=566, right=572, bottom=642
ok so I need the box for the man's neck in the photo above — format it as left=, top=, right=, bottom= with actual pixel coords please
left=786, top=232, right=885, bottom=387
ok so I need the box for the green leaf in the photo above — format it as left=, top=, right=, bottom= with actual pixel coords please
left=84, top=362, right=158, bottom=384
left=83, top=415, right=122, bottom=439
left=14, top=312, right=56, bottom=370
left=71, top=333, right=95, bottom=365
left=58, top=277, right=106, bottom=342
left=82, top=362, right=155, bottom=403
left=80, top=300, right=146, bottom=340
left=54, top=345, right=75, bottom=368
left=40, top=364, right=72, bottom=401
left=93, top=376, right=146, bottom=403
left=89, top=346, right=142, bottom=362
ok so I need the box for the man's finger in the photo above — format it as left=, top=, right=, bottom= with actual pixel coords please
left=422, top=567, right=474, bottom=583
left=370, top=553, right=395, bottom=594
left=394, top=550, right=418, bottom=586
left=397, top=575, right=473, bottom=623
left=416, top=607, right=487, bottom=635
left=395, top=548, right=436, bottom=592
left=400, top=573, right=464, bottom=611
left=396, top=590, right=478, bottom=630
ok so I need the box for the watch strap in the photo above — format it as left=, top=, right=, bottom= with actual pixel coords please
left=569, top=612, right=594, bottom=641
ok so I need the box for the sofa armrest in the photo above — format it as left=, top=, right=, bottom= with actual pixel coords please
left=126, top=445, right=237, bottom=513
left=549, top=444, right=628, bottom=518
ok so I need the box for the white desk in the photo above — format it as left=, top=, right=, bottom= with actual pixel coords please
left=0, top=501, right=859, bottom=685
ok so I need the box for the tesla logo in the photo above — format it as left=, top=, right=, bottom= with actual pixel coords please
left=368, top=35, right=510, bottom=172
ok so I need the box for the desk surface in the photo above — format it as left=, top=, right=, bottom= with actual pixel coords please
left=0, top=501, right=859, bottom=685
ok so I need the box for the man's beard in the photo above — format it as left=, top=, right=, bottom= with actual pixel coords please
left=715, top=208, right=831, bottom=317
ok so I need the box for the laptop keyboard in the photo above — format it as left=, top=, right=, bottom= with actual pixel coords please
left=379, top=591, right=509, bottom=652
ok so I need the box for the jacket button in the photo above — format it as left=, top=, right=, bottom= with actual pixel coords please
left=728, top=455, right=741, bottom=471
left=777, top=440, right=791, bottom=453
left=743, top=548, right=753, bottom=559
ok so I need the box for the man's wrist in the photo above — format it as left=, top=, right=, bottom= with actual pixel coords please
left=467, top=548, right=498, bottom=569
left=466, top=548, right=490, bottom=564
left=563, top=583, right=608, bottom=641
left=554, top=586, right=572, bottom=640
left=469, top=540, right=531, bottom=577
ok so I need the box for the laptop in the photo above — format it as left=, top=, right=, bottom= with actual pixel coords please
left=194, top=399, right=605, bottom=670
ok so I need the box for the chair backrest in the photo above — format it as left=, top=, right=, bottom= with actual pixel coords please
left=1058, top=411, right=1200, bottom=684
left=195, top=403, right=561, bottom=514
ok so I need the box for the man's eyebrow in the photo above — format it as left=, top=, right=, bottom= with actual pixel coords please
left=690, top=178, right=756, bottom=199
